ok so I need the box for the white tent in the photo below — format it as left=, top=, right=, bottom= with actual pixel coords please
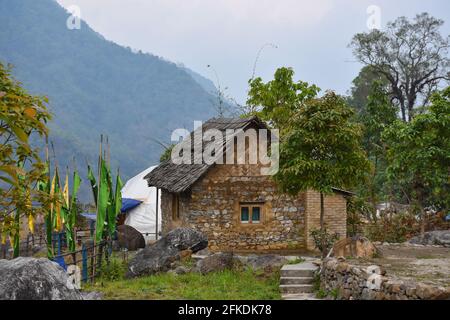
left=121, top=165, right=161, bottom=242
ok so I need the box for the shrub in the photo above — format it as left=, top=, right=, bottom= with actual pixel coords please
left=99, top=258, right=127, bottom=281
left=364, top=212, right=419, bottom=243
left=310, top=227, right=339, bottom=254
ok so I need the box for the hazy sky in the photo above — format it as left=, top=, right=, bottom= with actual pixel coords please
left=56, top=0, right=450, bottom=104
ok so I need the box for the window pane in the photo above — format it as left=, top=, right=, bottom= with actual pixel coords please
left=241, top=207, right=249, bottom=222
left=252, top=207, right=261, bottom=223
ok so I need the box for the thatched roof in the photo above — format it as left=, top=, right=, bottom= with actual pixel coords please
left=144, top=116, right=267, bottom=193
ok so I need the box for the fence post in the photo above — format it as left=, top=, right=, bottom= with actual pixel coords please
left=81, top=244, right=88, bottom=283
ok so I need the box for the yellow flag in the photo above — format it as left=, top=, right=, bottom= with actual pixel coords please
left=50, top=173, right=56, bottom=216
left=1, top=223, right=6, bottom=245
left=62, top=172, right=69, bottom=224
left=28, top=214, right=35, bottom=234
left=9, top=234, right=14, bottom=248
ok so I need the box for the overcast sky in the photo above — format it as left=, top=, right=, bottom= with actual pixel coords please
left=56, top=0, right=450, bottom=104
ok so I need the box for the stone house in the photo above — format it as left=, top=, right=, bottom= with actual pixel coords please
left=145, top=117, right=351, bottom=252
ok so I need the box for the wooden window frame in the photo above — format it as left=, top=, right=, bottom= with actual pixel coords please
left=172, top=194, right=180, bottom=220
left=239, top=203, right=263, bottom=225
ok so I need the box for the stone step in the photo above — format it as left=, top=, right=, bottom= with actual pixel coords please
left=280, top=277, right=313, bottom=285
left=282, top=293, right=320, bottom=300
left=280, top=284, right=314, bottom=294
left=280, top=262, right=318, bottom=278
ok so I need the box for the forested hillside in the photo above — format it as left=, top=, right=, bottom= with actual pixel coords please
left=0, top=0, right=217, bottom=201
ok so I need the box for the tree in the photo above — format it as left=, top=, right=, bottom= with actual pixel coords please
left=357, top=81, right=398, bottom=220
left=275, top=92, right=370, bottom=227
left=247, top=67, right=320, bottom=131
left=347, top=66, right=390, bottom=115
left=382, top=87, right=450, bottom=235
left=350, top=13, right=450, bottom=122
left=0, top=62, right=51, bottom=248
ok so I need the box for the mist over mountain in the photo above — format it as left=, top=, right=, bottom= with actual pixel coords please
left=0, top=0, right=218, bottom=202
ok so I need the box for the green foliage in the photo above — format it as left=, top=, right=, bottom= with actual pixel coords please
left=99, top=258, right=127, bottom=282
left=0, top=62, right=51, bottom=237
left=347, top=66, right=389, bottom=114
left=86, top=269, right=281, bottom=300
left=287, top=257, right=305, bottom=265
left=382, top=87, right=450, bottom=211
left=355, top=81, right=398, bottom=221
left=275, top=91, right=370, bottom=195
left=364, top=212, right=420, bottom=243
left=361, top=81, right=398, bottom=158
left=159, top=144, right=175, bottom=163
left=247, top=67, right=320, bottom=131
left=346, top=196, right=369, bottom=237
left=310, top=227, right=339, bottom=254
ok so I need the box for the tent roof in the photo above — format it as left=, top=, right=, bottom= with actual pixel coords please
left=122, top=165, right=158, bottom=201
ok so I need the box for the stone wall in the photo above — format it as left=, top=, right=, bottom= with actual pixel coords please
left=320, top=257, right=450, bottom=300
left=160, top=163, right=348, bottom=252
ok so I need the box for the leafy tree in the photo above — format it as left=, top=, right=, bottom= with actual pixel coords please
left=382, top=87, right=450, bottom=234
left=275, top=91, right=369, bottom=223
left=350, top=13, right=450, bottom=122
left=347, top=66, right=390, bottom=115
left=248, top=68, right=370, bottom=253
left=246, top=67, right=320, bottom=131
left=0, top=62, right=51, bottom=244
left=357, top=81, right=398, bottom=219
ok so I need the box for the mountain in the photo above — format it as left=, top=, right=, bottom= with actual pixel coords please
left=0, top=0, right=218, bottom=201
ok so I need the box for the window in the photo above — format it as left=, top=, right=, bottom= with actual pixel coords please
left=240, top=204, right=262, bottom=224
left=172, top=194, right=180, bottom=220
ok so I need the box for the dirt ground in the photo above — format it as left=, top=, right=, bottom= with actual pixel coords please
left=349, top=245, right=450, bottom=288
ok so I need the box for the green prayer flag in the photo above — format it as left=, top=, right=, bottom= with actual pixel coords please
left=87, top=164, right=98, bottom=206
left=95, top=158, right=110, bottom=242
left=107, top=170, right=123, bottom=236
left=66, top=170, right=81, bottom=252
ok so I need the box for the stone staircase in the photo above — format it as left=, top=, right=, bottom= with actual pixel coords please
left=280, top=261, right=319, bottom=300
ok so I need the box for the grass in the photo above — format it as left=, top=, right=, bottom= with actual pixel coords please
left=84, top=268, right=281, bottom=300
left=287, top=257, right=305, bottom=265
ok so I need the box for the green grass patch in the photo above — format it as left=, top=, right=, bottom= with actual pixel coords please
left=287, top=257, right=305, bottom=265
left=85, top=268, right=281, bottom=300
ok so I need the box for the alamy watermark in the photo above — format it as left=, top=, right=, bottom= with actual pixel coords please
left=170, top=121, right=279, bottom=176
left=366, top=5, right=381, bottom=30
left=66, top=5, right=81, bottom=30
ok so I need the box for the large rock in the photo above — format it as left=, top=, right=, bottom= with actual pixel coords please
left=333, top=236, right=378, bottom=258
left=196, top=252, right=236, bottom=274
left=244, top=254, right=288, bottom=270
left=117, top=224, right=146, bottom=251
left=0, top=257, right=83, bottom=300
left=126, top=228, right=207, bottom=278
left=409, top=230, right=450, bottom=247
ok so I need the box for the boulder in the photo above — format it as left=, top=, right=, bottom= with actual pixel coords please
left=245, top=254, right=288, bottom=270
left=174, top=266, right=190, bottom=275
left=333, top=236, right=378, bottom=259
left=196, top=252, right=236, bottom=274
left=81, top=291, right=103, bottom=300
left=409, top=230, right=450, bottom=247
left=117, top=224, right=146, bottom=251
left=126, top=228, right=207, bottom=278
left=0, top=257, right=83, bottom=300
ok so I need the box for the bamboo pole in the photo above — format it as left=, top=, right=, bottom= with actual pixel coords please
left=92, top=135, right=103, bottom=282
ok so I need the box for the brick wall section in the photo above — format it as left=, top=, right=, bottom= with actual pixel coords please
left=305, top=190, right=347, bottom=250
